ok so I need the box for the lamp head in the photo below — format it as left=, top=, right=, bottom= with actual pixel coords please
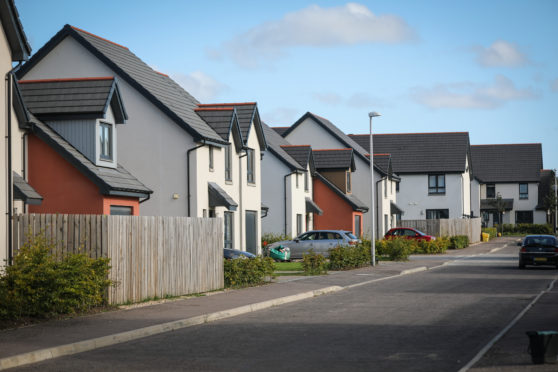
left=369, top=112, right=381, bottom=118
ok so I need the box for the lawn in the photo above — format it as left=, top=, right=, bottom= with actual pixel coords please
left=273, top=261, right=303, bottom=271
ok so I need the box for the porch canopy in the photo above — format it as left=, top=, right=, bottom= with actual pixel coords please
left=305, top=197, right=323, bottom=215
left=208, top=182, right=237, bottom=211
left=12, top=171, right=42, bottom=205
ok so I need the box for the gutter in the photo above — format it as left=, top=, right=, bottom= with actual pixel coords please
left=187, top=141, right=206, bottom=217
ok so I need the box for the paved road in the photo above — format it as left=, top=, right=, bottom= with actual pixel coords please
left=14, top=242, right=557, bottom=371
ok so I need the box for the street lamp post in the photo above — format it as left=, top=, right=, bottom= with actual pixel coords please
left=554, top=169, right=557, bottom=235
left=369, top=111, right=381, bottom=266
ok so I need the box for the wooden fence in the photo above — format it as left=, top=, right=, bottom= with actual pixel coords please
left=12, top=214, right=224, bottom=304
left=399, top=217, right=482, bottom=243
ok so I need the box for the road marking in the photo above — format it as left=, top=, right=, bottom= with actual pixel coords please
left=458, top=278, right=558, bottom=372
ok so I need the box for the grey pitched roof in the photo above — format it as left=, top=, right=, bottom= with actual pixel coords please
left=0, top=0, right=31, bottom=61
left=208, top=182, right=237, bottom=211
left=313, top=149, right=355, bottom=171
left=262, top=123, right=304, bottom=172
left=315, top=173, right=368, bottom=212
left=284, top=112, right=387, bottom=176
left=349, top=132, right=470, bottom=174
left=17, top=25, right=225, bottom=145
left=471, top=144, right=543, bottom=183
left=18, top=77, right=127, bottom=123
left=195, top=107, right=235, bottom=141
left=198, top=103, right=267, bottom=149
left=281, top=145, right=313, bottom=171
left=372, top=154, right=391, bottom=175
left=12, top=171, right=42, bottom=205
left=272, top=127, right=290, bottom=136
left=29, top=114, right=151, bottom=198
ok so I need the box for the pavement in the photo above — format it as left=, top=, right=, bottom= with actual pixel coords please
left=0, top=236, right=556, bottom=371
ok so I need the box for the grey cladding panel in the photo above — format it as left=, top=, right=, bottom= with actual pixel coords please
left=47, top=119, right=96, bottom=163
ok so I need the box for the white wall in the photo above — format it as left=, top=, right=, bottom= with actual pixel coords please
left=261, top=152, right=288, bottom=235
left=470, top=178, right=480, bottom=218
left=22, top=36, right=198, bottom=217
left=397, top=173, right=465, bottom=219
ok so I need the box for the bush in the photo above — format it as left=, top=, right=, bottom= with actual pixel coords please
left=500, top=223, right=553, bottom=235
left=482, top=227, right=497, bottom=240
left=415, top=237, right=450, bottom=254
left=0, top=233, right=111, bottom=320
left=224, top=256, right=274, bottom=288
left=302, top=249, right=328, bottom=275
left=376, top=238, right=413, bottom=261
left=449, top=235, right=469, bottom=249
left=328, top=243, right=371, bottom=270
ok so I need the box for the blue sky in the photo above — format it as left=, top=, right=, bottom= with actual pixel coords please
left=16, top=0, right=558, bottom=170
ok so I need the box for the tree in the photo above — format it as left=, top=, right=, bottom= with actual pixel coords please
left=490, top=193, right=507, bottom=236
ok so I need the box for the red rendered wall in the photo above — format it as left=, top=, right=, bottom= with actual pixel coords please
left=28, top=134, right=138, bottom=215
left=313, top=178, right=362, bottom=235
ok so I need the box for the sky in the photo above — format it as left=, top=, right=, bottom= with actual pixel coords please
left=15, top=0, right=558, bottom=170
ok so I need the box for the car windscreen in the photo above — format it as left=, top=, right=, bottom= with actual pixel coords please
left=346, top=232, right=358, bottom=240
left=415, top=229, right=427, bottom=236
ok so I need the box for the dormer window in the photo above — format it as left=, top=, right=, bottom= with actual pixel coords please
left=99, top=122, right=113, bottom=161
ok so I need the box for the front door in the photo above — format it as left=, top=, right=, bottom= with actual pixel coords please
left=245, top=210, right=257, bottom=255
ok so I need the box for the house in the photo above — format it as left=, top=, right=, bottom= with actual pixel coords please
left=0, top=0, right=41, bottom=266
left=261, top=123, right=321, bottom=238
left=17, top=77, right=152, bottom=215
left=17, top=25, right=267, bottom=253
left=349, top=132, right=473, bottom=220
left=470, top=144, right=546, bottom=226
left=279, top=112, right=399, bottom=237
left=312, top=149, right=368, bottom=236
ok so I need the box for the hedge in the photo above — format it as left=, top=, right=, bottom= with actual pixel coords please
left=224, top=256, right=274, bottom=288
left=302, top=249, right=328, bottom=275
left=328, top=243, right=371, bottom=270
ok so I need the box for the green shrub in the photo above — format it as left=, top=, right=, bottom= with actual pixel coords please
left=0, top=233, right=111, bottom=320
left=302, top=249, right=328, bottom=275
left=328, top=243, right=371, bottom=270
left=499, top=223, right=553, bottom=235
left=377, top=238, right=413, bottom=261
left=449, top=235, right=469, bottom=249
left=482, top=227, right=497, bottom=239
left=224, top=256, right=274, bottom=288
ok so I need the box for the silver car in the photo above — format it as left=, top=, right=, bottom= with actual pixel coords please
left=267, top=230, right=361, bottom=259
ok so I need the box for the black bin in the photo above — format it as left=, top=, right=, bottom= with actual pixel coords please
left=526, top=331, right=558, bottom=364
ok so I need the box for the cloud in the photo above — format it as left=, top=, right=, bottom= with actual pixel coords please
left=551, top=78, right=558, bottom=92
left=312, top=91, right=384, bottom=108
left=262, top=107, right=300, bottom=125
left=312, top=92, right=343, bottom=105
left=412, top=75, right=538, bottom=109
left=170, top=71, right=228, bottom=102
left=213, top=3, right=416, bottom=68
left=473, top=40, right=528, bottom=67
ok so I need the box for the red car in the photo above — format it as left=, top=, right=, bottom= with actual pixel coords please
left=384, top=227, right=436, bottom=241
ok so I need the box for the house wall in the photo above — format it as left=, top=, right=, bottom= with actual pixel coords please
left=480, top=182, right=542, bottom=224
left=1, top=23, right=27, bottom=266
left=377, top=177, right=398, bottom=235
left=313, top=177, right=359, bottom=234
left=261, top=152, right=288, bottom=235
left=20, top=36, right=196, bottom=217
left=284, top=117, right=381, bottom=236
left=471, top=178, right=480, bottom=218
left=462, top=157, right=472, bottom=217
left=396, top=173, right=465, bottom=219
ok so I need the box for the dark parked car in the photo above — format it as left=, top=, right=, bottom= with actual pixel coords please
left=266, top=230, right=361, bottom=259
left=518, top=235, right=558, bottom=269
left=384, top=227, right=436, bottom=241
left=224, top=248, right=256, bottom=260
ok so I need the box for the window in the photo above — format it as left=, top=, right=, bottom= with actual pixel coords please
left=384, top=180, right=387, bottom=197
left=225, top=145, right=232, bottom=182
left=519, top=183, right=528, bottom=199
left=486, top=184, right=495, bottom=199
left=304, top=171, right=309, bottom=192
left=346, top=171, right=351, bottom=193
left=247, top=148, right=255, bottom=184
left=224, top=212, right=233, bottom=248
left=295, top=173, right=299, bottom=188
left=515, top=211, right=533, bottom=224
left=296, top=214, right=302, bottom=236
left=391, top=180, right=393, bottom=195
left=426, top=209, right=449, bottom=219
left=209, top=147, right=214, bottom=171
left=110, top=205, right=132, bottom=215
left=384, top=214, right=388, bottom=232
left=354, top=215, right=361, bottom=237
left=396, top=182, right=400, bottom=193
left=208, top=209, right=216, bottom=218
left=428, top=174, right=445, bottom=194
left=99, top=122, right=113, bottom=161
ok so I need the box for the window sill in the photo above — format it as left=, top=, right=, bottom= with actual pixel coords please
left=428, top=193, right=446, bottom=196
left=247, top=182, right=257, bottom=187
left=225, top=180, right=233, bottom=185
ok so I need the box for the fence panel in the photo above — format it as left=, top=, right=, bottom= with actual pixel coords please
left=12, top=214, right=224, bottom=304
left=400, top=218, right=481, bottom=243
